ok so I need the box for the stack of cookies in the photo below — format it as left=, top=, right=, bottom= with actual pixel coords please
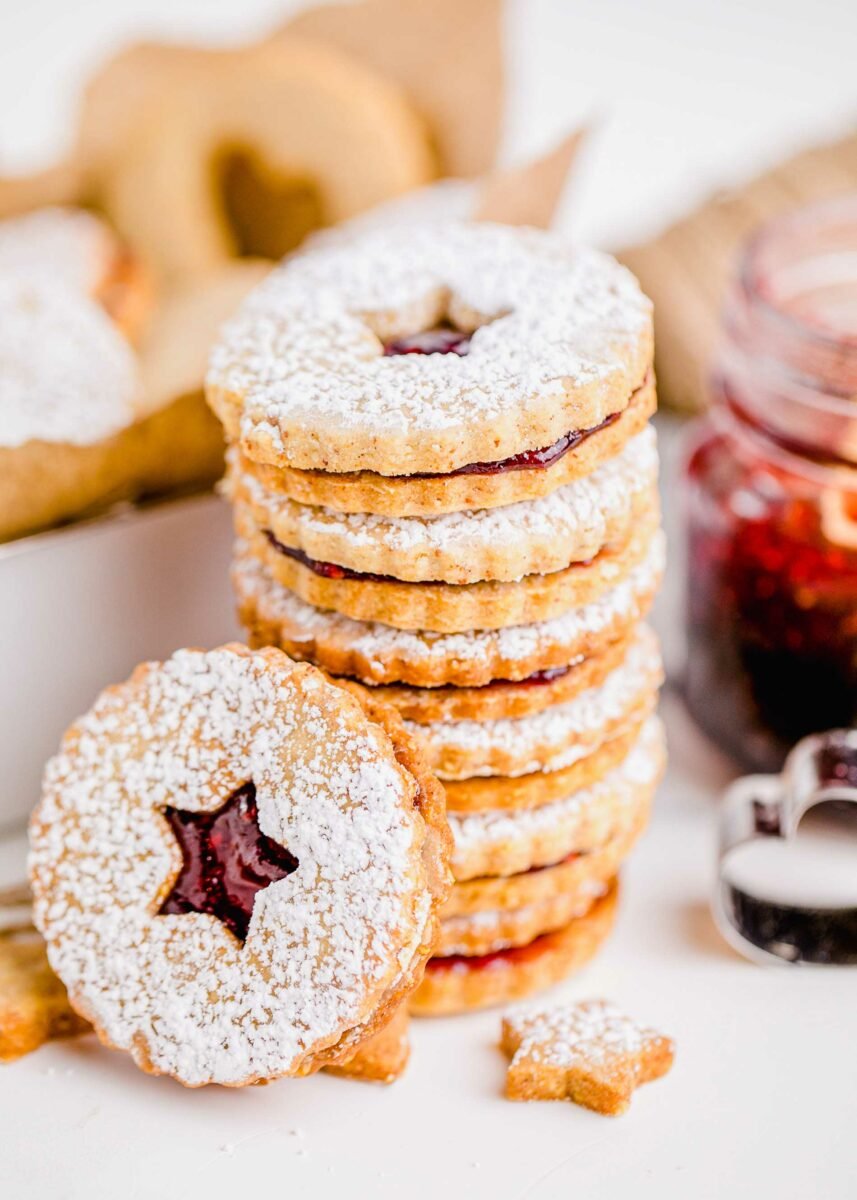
left=207, top=222, right=666, bottom=1015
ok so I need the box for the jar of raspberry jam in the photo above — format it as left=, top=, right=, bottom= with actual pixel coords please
left=684, top=197, right=857, bottom=772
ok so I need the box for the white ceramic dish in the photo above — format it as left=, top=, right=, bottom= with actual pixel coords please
left=0, top=493, right=238, bottom=832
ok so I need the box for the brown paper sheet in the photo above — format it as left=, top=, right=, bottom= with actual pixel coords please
left=475, top=130, right=585, bottom=227
left=0, top=160, right=83, bottom=220
left=276, top=0, right=504, bottom=178
left=620, top=128, right=857, bottom=413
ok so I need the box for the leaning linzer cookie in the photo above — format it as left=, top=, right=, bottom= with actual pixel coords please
left=234, top=529, right=665, bottom=687
left=29, top=644, right=450, bottom=1087
left=0, top=206, right=152, bottom=342
left=206, top=222, right=653, bottom=481
left=0, top=922, right=413, bottom=1083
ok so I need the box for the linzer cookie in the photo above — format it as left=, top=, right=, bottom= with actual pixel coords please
left=402, top=628, right=662, bottom=781
left=446, top=716, right=665, bottom=880
left=206, top=222, right=653, bottom=479
left=443, top=722, right=645, bottom=813
left=0, top=932, right=90, bottom=1062
left=326, top=1004, right=410, bottom=1085
left=411, top=883, right=619, bottom=1016
left=443, top=793, right=649, bottom=917
left=436, top=888, right=602, bottom=957
left=234, top=529, right=665, bottom=688
left=236, top=504, right=659, bottom=633
left=226, top=426, right=658, bottom=584
left=94, top=39, right=435, bottom=282
left=245, top=372, right=658, bottom=517
left=355, top=634, right=634, bottom=724
left=29, top=644, right=450, bottom=1086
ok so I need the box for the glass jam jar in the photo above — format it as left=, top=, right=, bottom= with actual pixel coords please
left=684, top=196, right=857, bottom=772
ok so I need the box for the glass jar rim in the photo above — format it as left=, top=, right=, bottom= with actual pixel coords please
left=738, top=192, right=857, bottom=364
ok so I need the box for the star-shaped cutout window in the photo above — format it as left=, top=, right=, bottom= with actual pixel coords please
left=159, top=782, right=299, bottom=942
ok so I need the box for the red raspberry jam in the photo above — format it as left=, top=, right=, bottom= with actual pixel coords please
left=264, top=532, right=590, bottom=585
left=684, top=198, right=857, bottom=771
left=160, top=782, right=299, bottom=942
left=685, top=425, right=857, bottom=769
left=427, top=926, right=562, bottom=973
left=264, top=530, right=406, bottom=583
left=384, top=326, right=472, bottom=357
left=488, top=666, right=570, bottom=689
left=384, top=326, right=633, bottom=480
left=415, top=411, right=621, bottom=480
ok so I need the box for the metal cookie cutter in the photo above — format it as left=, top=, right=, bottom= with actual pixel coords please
left=714, top=729, right=857, bottom=965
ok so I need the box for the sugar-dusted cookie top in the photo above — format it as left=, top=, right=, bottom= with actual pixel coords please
left=0, top=207, right=116, bottom=296
left=0, top=277, right=138, bottom=449
left=502, top=997, right=674, bottom=1115
left=207, top=222, right=653, bottom=475
left=30, top=644, right=449, bottom=1086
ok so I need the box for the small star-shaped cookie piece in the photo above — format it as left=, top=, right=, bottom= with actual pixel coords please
left=501, top=998, right=674, bottom=1116
left=0, top=932, right=90, bottom=1062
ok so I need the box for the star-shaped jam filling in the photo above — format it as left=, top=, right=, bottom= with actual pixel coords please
left=501, top=999, right=674, bottom=1116
left=159, top=782, right=298, bottom=942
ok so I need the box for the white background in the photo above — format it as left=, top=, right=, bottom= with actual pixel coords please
left=2, top=2, right=857, bottom=1198
left=3, top=0, right=857, bottom=248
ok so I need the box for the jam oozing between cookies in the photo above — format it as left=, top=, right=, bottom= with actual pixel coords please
left=264, top=530, right=417, bottom=583
left=264, top=530, right=592, bottom=585
left=160, top=782, right=298, bottom=942
left=412, top=412, right=622, bottom=481
left=427, top=926, right=563, bottom=973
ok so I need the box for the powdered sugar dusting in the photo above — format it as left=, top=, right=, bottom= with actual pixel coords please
left=29, top=646, right=430, bottom=1085
left=208, top=222, right=651, bottom=459
left=232, top=428, right=657, bottom=581
left=407, top=627, right=662, bottom=779
left=0, top=207, right=113, bottom=296
left=504, top=999, right=656, bottom=1068
left=233, top=531, right=665, bottom=679
left=447, top=716, right=663, bottom=868
left=0, top=277, right=138, bottom=447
